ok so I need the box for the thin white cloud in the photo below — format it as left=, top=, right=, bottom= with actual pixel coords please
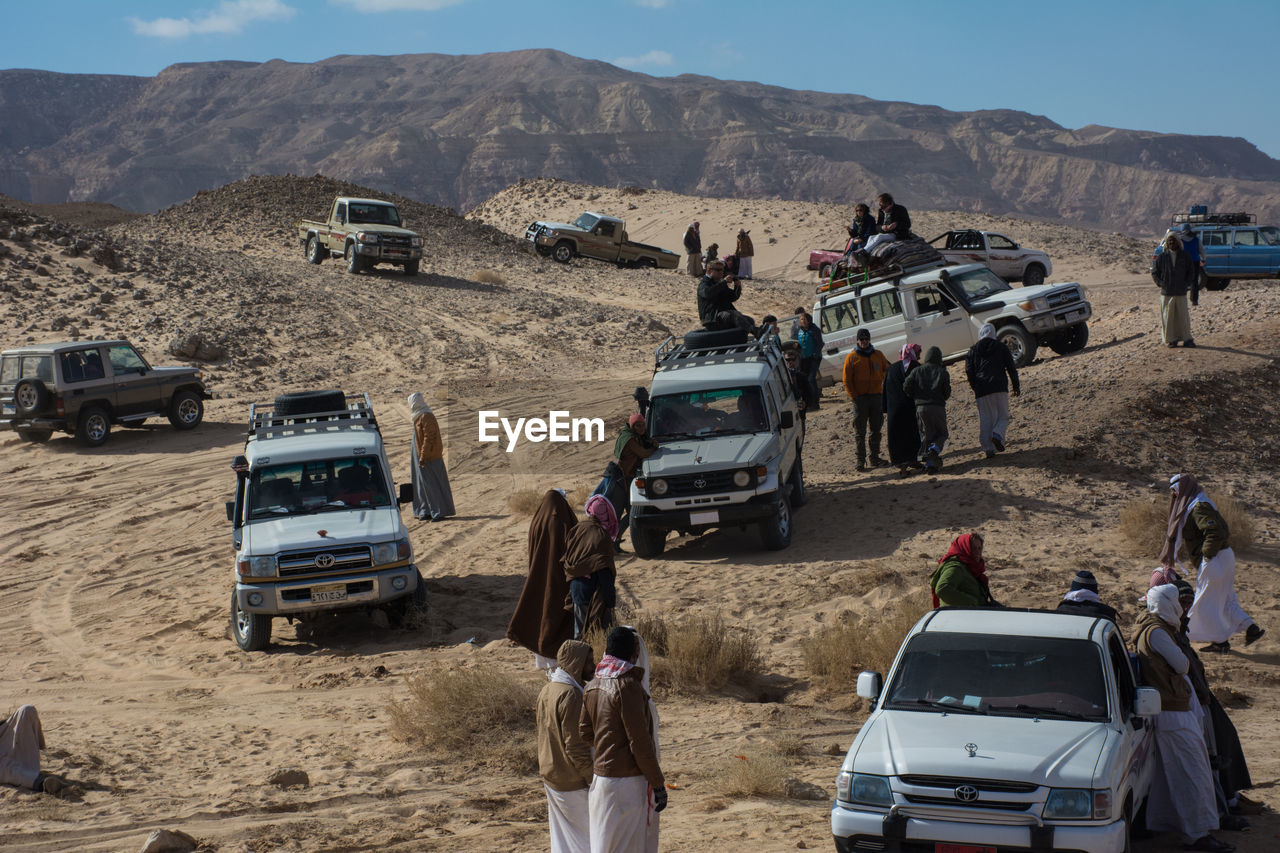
left=632, top=0, right=671, bottom=7
left=614, top=50, right=675, bottom=70
left=330, top=0, right=466, bottom=10
left=128, top=0, right=295, bottom=38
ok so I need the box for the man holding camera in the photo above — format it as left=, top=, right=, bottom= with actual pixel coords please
left=696, top=258, right=756, bottom=334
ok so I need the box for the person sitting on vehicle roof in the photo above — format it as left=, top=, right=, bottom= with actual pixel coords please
left=845, top=203, right=878, bottom=253
left=862, top=193, right=912, bottom=256
left=696, top=258, right=757, bottom=335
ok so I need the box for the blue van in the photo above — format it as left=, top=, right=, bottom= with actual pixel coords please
left=1152, top=210, right=1280, bottom=290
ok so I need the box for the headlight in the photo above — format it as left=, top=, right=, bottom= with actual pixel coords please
left=410, top=236, right=423, bottom=248
left=650, top=478, right=669, bottom=496
left=732, top=470, right=751, bottom=488
left=847, top=773, right=892, bottom=807
left=547, top=229, right=559, bottom=238
left=1044, top=788, right=1110, bottom=820
left=373, top=537, right=411, bottom=565
left=1018, top=297, right=1048, bottom=312
left=237, top=555, right=276, bottom=577
left=357, top=231, right=380, bottom=243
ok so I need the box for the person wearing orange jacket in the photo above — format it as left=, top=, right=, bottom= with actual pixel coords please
left=841, top=328, right=891, bottom=472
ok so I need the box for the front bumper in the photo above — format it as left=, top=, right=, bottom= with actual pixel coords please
left=1024, top=301, right=1092, bottom=334
left=831, top=802, right=1126, bottom=853
left=355, top=242, right=422, bottom=261
left=235, top=564, right=419, bottom=616
left=631, top=491, right=779, bottom=534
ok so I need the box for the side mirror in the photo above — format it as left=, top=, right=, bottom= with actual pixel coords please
left=225, top=501, right=235, bottom=522
left=398, top=482, right=413, bottom=506
left=1133, top=687, right=1161, bottom=719
left=856, top=671, right=883, bottom=700
left=779, top=411, right=795, bottom=429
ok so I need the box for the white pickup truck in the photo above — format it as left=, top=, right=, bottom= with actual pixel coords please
left=831, top=608, right=1159, bottom=853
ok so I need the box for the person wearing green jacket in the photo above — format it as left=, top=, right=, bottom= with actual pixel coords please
left=929, top=533, right=997, bottom=608
left=902, top=345, right=951, bottom=473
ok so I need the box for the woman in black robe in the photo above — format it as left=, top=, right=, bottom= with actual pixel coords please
left=506, top=490, right=578, bottom=670
left=884, top=343, right=922, bottom=476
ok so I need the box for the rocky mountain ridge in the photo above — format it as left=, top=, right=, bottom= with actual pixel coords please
left=3, top=49, right=1280, bottom=234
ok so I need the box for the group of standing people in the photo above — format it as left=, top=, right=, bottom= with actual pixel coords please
left=683, top=222, right=754, bottom=280
left=926, top=470, right=1264, bottom=852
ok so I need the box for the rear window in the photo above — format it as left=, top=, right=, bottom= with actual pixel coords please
left=19, top=356, right=53, bottom=382
left=0, top=356, right=16, bottom=384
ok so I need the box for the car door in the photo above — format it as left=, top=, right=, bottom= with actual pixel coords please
left=586, top=220, right=622, bottom=261
left=985, top=233, right=1020, bottom=279
left=1106, top=633, right=1155, bottom=808
left=816, top=294, right=861, bottom=382
left=1229, top=228, right=1270, bottom=275
left=859, top=288, right=908, bottom=362
left=106, top=343, right=163, bottom=416
left=58, top=346, right=118, bottom=418
left=1200, top=229, right=1231, bottom=276
left=903, top=283, right=975, bottom=360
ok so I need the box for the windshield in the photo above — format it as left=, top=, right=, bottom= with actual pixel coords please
left=882, top=632, right=1109, bottom=721
left=247, top=457, right=391, bottom=518
left=1259, top=226, right=1280, bottom=246
left=649, top=386, right=768, bottom=439
left=573, top=212, right=601, bottom=231
left=949, top=267, right=1013, bottom=301
left=348, top=203, right=401, bottom=227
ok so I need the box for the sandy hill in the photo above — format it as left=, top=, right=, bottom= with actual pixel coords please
left=1, top=176, right=1278, bottom=851
left=4, top=50, right=1280, bottom=232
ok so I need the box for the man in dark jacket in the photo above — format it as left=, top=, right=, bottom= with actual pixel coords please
left=863, top=192, right=912, bottom=255
left=964, top=323, right=1020, bottom=458
left=1153, top=232, right=1198, bottom=347
left=696, top=259, right=755, bottom=333
left=1054, top=570, right=1119, bottom=623
left=901, top=345, right=949, bottom=473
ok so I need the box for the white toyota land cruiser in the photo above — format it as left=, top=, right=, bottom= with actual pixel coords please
left=225, top=390, right=424, bottom=651
left=832, top=608, right=1160, bottom=853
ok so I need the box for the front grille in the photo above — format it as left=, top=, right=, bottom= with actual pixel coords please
left=524, top=224, right=541, bottom=241
left=903, top=794, right=1031, bottom=811
left=659, top=470, right=746, bottom=497
left=380, top=235, right=412, bottom=248
left=1045, top=287, right=1082, bottom=309
left=899, top=776, right=1038, bottom=794
left=277, top=545, right=373, bottom=578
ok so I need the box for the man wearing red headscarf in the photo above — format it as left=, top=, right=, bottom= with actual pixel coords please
left=563, top=495, right=619, bottom=639
left=929, top=533, right=997, bottom=608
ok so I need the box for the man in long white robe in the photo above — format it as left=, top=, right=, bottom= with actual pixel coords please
left=536, top=640, right=595, bottom=853
left=1, top=705, right=62, bottom=794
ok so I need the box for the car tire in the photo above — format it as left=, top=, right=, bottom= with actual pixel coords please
left=996, top=324, right=1037, bottom=367
left=404, top=259, right=420, bottom=276
left=14, top=378, right=52, bottom=416
left=231, top=590, right=271, bottom=652
left=273, top=389, right=346, bottom=417
left=631, top=524, right=667, bottom=559
left=683, top=327, right=748, bottom=349
left=1047, top=322, right=1089, bottom=355
left=789, top=460, right=807, bottom=508
left=387, top=570, right=428, bottom=627
left=77, top=405, right=111, bottom=448
left=306, top=235, right=324, bottom=265
left=168, top=390, right=204, bottom=430
left=759, top=491, right=793, bottom=550
left=19, top=429, right=52, bottom=443
left=818, top=262, right=833, bottom=280
left=345, top=242, right=365, bottom=274
left=551, top=241, right=575, bottom=264
left=1203, top=276, right=1229, bottom=291
left=1022, top=263, right=1046, bottom=286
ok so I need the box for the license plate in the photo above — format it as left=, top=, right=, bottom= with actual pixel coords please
left=2, top=403, right=13, bottom=415
left=936, top=845, right=996, bottom=853
left=689, top=510, right=719, bottom=525
left=311, top=582, right=347, bottom=603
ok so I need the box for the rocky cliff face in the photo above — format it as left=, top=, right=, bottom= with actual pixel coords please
left=3, top=49, right=1279, bottom=233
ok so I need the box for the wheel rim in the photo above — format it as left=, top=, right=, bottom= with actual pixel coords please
left=16, top=384, right=36, bottom=409
left=177, top=397, right=200, bottom=424
left=554, top=245, right=571, bottom=262
left=776, top=499, right=791, bottom=539
left=85, top=414, right=107, bottom=442
left=308, top=238, right=317, bottom=260
left=234, top=599, right=252, bottom=639
left=1000, top=333, right=1025, bottom=363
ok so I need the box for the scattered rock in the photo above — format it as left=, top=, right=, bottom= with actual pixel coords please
left=138, top=829, right=197, bottom=853
left=267, top=768, right=310, bottom=789
left=783, top=777, right=828, bottom=801
left=168, top=330, right=228, bottom=362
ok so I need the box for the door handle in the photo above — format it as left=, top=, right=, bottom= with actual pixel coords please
left=826, top=347, right=838, bottom=354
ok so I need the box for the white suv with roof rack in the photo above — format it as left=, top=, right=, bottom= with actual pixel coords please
left=225, top=390, right=424, bottom=651
left=627, top=330, right=805, bottom=557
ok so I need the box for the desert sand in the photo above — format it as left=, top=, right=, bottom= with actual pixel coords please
left=1, top=176, right=1278, bottom=851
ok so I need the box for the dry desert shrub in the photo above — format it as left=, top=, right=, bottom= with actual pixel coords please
left=470, top=268, right=506, bottom=285
left=1117, top=492, right=1254, bottom=558
left=583, top=611, right=762, bottom=694
left=713, top=750, right=789, bottom=797
left=388, top=665, right=537, bottom=767
left=507, top=483, right=595, bottom=517
left=803, top=598, right=926, bottom=689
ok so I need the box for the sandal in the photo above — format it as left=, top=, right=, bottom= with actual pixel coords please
left=1184, top=835, right=1235, bottom=852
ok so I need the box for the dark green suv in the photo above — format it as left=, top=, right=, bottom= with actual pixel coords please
left=1, top=340, right=211, bottom=446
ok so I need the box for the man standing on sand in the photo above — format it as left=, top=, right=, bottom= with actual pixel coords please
left=964, top=323, right=1020, bottom=458
left=682, top=222, right=702, bottom=278
left=581, top=626, right=667, bottom=853
left=735, top=228, right=754, bottom=279
left=902, top=345, right=950, bottom=473
left=841, top=328, right=890, bottom=472
left=537, top=640, right=596, bottom=853
left=1152, top=233, right=1198, bottom=347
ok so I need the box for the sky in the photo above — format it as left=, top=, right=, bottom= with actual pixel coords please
left=6, top=0, right=1280, bottom=159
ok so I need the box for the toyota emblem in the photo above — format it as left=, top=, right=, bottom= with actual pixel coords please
left=314, top=553, right=336, bottom=569
left=954, top=784, right=979, bottom=802
left=693, top=478, right=707, bottom=489
left=965, top=742, right=978, bottom=758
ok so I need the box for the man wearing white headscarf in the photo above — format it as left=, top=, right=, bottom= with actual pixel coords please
left=1159, top=473, right=1262, bottom=653
left=964, top=322, right=1020, bottom=458
left=1132, top=585, right=1230, bottom=852
left=1, top=705, right=64, bottom=794
left=407, top=393, right=455, bottom=521
left=537, top=639, right=596, bottom=853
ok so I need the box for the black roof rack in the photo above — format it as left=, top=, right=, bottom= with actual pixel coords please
left=654, top=333, right=784, bottom=371
left=1171, top=211, right=1255, bottom=226
left=246, top=392, right=378, bottom=441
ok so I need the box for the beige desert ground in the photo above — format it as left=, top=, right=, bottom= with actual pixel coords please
left=2, top=176, right=1278, bottom=852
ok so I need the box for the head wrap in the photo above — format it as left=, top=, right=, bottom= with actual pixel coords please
left=1174, top=578, right=1196, bottom=601
left=628, top=412, right=645, bottom=430
left=978, top=323, right=996, bottom=341
left=553, top=639, right=594, bottom=689
left=1070, top=570, right=1099, bottom=593
left=899, top=343, right=922, bottom=365
left=1158, top=473, right=1215, bottom=568
left=585, top=493, right=619, bottom=542
left=1146, top=583, right=1183, bottom=628
left=924, top=346, right=943, bottom=365
left=932, top=533, right=988, bottom=608
left=1149, top=564, right=1180, bottom=589
left=691, top=221, right=700, bottom=230
left=407, top=392, right=431, bottom=418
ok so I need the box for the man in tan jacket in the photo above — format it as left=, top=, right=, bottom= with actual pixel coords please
left=537, top=639, right=595, bottom=853
left=581, top=626, right=666, bottom=852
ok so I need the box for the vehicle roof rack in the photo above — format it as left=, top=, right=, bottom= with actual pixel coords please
left=816, top=258, right=948, bottom=302
left=1171, top=211, right=1255, bottom=226
left=654, top=333, right=784, bottom=371
left=246, top=392, right=379, bottom=441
